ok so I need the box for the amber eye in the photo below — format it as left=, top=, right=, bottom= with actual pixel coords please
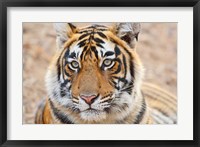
left=70, top=61, right=79, bottom=69
left=103, top=59, right=113, bottom=67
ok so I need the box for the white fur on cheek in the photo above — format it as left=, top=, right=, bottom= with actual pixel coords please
left=92, top=98, right=110, bottom=110
left=111, top=92, right=135, bottom=120
left=45, top=67, right=73, bottom=107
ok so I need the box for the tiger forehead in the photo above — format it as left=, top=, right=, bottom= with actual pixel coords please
left=67, top=25, right=112, bottom=60
left=77, top=26, right=108, bottom=41
left=77, top=25, right=109, bottom=33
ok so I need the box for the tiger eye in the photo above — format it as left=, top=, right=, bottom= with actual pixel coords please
left=103, top=59, right=113, bottom=67
left=71, top=61, right=79, bottom=68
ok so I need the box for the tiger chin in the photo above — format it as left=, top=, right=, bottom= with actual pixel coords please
left=35, top=23, right=177, bottom=124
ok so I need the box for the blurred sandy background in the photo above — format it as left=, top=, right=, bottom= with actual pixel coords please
left=23, top=23, right=177, bottom=124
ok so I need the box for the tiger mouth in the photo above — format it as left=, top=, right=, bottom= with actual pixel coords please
left=82, top=108, right=98, bottom=112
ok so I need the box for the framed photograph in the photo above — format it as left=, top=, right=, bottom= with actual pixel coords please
left=0, top=0, right=199, bottom=146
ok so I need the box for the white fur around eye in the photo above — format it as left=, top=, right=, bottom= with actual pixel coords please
left=71, top=61, right=79, bottom=68
left=103, top=60, right=115, bottom=70
left=103, top=59, right=112, bottom=66
left=68, top=60, right=80, bottom=71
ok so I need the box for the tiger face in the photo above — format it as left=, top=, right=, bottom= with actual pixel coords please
left=46, top=23, right=144, bottom=123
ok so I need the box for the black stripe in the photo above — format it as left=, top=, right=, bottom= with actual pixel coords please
left=84, top=26, right=96, bottom=29
left=78, top=30, right=90, bottom=34
left=89, top=29, right=95, bottom=42
left=93, top=37, right=105, bottom=44
left=122, top=55, right=127, bottom=87
left=35, top=99, right=45, bottom=124
left=112, top=76, right=128, bottom=84
left=111, top=79, right=120, bottom=90
left=79, top=33, right=89, bottom=40
left=41, top=101, right=46, bottom=123
left=84, top=48, right=91, bottom=60
left=63, top=49, right=71, bottom=79
left=62, top=79, right=70, bottom=85
left=60, top=90, right=66, bottom=97
left=62, top=59, right=66, bottom=81
left=64, top=48, right=70, bottom=58
left=68, top=51, right=76, bottom=58
left=112, top=63, right=121, bottom=75
left=120, top=82, right=133, bottom=95
left=100, top=50, right=104, bottom=57
left=49, top=99, right=73, bottom=124
left=93, top=24, right=108, bottom=28
left=98, top=29, right=108, bottom=31
left=97, top=32, right=107, bottom=39
left=114, top=45, right=121, bottom=57
left=68, top=23, right=76, bottom=32
left=121, top=34, right=131, bottom=44
left=129, top=60, right=134, bottom=78
left=60, top=79, right=70, bottom=97
left=113, top=58, right=122, bottom=64
left=84, top=25, right=107, bottom=30
left=67, top=65, right=74, bottom=72
left=120, top=47, right=134, bottom=78
left=57, top=49, right=68, bottom=81
left=64, top=70, right=72, bottom=77
left=96, top=43, right=104, bottom=49
left=68, top=85, right=72, bottom=91
left=80, top=46, right=88, bottom=60
left=91, top=46, right=99, bottom=59
left=78, top=39, right=87, bottom=48
left=134, top=97, right=146, bottom=124
left=104, top=51, right=114, bottom=57
left=110, top=38, right=134, bottom=77
left=57, top=58, right=61, bottom=81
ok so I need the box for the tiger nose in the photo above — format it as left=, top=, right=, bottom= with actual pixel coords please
left=80, top=94, right=98, bottom=105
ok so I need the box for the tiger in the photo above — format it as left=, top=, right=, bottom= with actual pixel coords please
left=35, top=23, right=177, bottom=124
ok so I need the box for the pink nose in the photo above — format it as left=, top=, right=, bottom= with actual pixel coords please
left=80, top=95, right=97, bottom=105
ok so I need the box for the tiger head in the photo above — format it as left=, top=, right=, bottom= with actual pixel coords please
left=46, top=23, right=144, bottom=123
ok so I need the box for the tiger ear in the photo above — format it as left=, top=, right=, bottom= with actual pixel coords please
left=54, top=23, right=77, bottom=49
left=114, top=23, right=141, bottom=48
